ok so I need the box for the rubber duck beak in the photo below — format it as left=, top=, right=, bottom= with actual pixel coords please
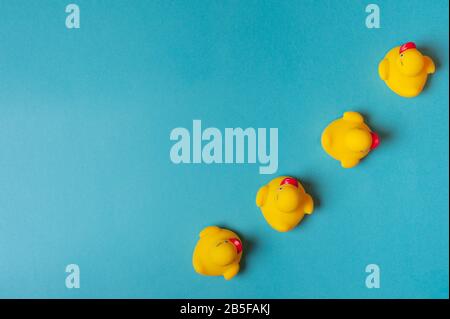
left=399, top=42, right=417, bottom=54
left=370, top=132, right=380, bottom=150
left=229, top=238, right=242, bottom=254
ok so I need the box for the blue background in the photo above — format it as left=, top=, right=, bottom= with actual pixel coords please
left=0, top=0, right=448, bottom=298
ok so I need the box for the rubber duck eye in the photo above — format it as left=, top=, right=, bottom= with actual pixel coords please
left=400, top=54, right=404, bottom=57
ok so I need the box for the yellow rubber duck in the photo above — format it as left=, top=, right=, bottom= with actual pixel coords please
left=256, top=176, right=314, bottom=232
left=379, top=42, right=435, bottom=98
left=321, top=111, right=380, bottom=168
left=192, top=226, right=242, bottom=280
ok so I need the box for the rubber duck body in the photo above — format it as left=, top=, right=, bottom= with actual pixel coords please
left=256, top=176, right=314, bottom=232
left=321, top=111, right=380, bottom=168
left=379, top=42, right=435, bottom=98
left=192, top=226, right=242, bottom=280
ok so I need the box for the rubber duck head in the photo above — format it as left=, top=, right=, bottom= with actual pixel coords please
left=275, top=178, right=302, bottom=213
left=396, top=42, right=424, bottom=76
left=345, top=129, right=380, bottom=153
left=210, top=237, right=242, bottom=266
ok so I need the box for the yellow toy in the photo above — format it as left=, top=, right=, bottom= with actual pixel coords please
left=321, top=111, right=380, bottom=168
left=256, top=176, right=314, bottom=232
left=192, top=226, right=243, bottom=280
left=378, top=42, right=435, bottom=98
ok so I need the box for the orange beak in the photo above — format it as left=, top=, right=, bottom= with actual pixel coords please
left=370, top=132, right=380, bottom=150
left=229, top=238, right=242, bottom=254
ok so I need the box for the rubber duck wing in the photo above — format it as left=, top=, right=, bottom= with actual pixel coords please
left=256, top=185, right=269, bottom=207
left=341, top=158, right=360, bottom=168
left=378, top=58, right=389, bottom=80
left=424, top=56, right=436, bottom=74
left=199, top=226, right=221, bottom=238
left=303, top=194, right=314, bottom=215
left=223, top=264, right=240, bottom=280
left=343, top=111, right=364, bottom=123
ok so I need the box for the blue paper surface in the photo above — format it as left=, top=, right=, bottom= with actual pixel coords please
left=0, top=0, right=448, bottom=298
